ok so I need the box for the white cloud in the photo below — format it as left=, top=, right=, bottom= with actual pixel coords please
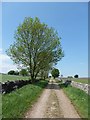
left=0, top=49, right=18, bottom=73
left=1, top=63, right=18, bottom=73
left=0, top=54, right=10, bottom=62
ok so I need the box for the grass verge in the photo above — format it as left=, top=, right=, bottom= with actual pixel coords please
left=2, top=80, right=48, bottom=118
left=62, top=85, right=88, bottom=118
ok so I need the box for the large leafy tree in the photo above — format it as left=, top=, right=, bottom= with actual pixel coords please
left=6, top=17, right=64, bottom=80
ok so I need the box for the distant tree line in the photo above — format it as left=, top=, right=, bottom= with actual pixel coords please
left=8, top=69, right=28, bottom=76
left=67, top=74, right=79, bottom=78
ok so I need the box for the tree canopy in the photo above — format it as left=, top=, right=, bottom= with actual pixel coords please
left=8, top=70, right=19, bottom=75
left=6, top=17, right=64, bottom=80
left=8, top=70, right=15, bottom=75
left=74, top=74, right=79, bottom=78
left=20, top=69, right=28, bottom=76
left=51, top=68, right=60, bottom=78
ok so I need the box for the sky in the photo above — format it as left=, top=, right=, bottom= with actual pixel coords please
left=1, top=0, right=89, bottom=2
left=0, top=2, right=88, bottom=77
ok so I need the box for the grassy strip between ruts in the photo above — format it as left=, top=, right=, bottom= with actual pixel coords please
left=2, top=80, right=48, bottom=118
left=62, top=85, right=88, bottom=118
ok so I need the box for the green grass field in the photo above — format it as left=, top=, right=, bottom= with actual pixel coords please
left=62, top=78, right=88, bottom=84
left=63, top=85, right=88, bottom=118
left=72, top=78, right=88, bottom=84
left=0, top=74, right=30, bottom=82
left=2, top=80, right=48, bottom=118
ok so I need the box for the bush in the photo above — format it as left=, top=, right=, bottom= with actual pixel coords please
left=67, top=76, right=73, bottom=78
left=74, top=74, right=79, bottom=78
left=8, top=70, right=19, bottom=75
left=14, top=71, right=19, bottom=75
left=8, top=70, right=15, bottom=75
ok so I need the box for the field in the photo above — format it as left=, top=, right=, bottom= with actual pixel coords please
left=2, top=80, right=48, bottom=118
left=72, top=78, right=88, bottom=84
left=0, top=74, right=30, bottom=82
left=62, top=78, right=88, bottom=84
left=63, top=85, right=89, bottom=118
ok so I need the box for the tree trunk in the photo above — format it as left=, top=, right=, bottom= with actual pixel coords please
left=35, top=70, right=40, bottom=79
left=31, top=75, right=36, bottom=83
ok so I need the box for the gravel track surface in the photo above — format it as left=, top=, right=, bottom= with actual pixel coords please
left=25, top=78, right=80, bottom=118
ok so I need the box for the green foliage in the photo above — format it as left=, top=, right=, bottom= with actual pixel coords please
left=2, top=80, right=48, bottom=118
left=67, top=76, right=73, bottom=78
left=14, top=71, right=19, bottom=75
left=74, top=74, right=79, bottom=78
left=63, top=86, right=88, bottom=118
left=8, top=70, right=19, bottom=75
left=51, top=68, right=60, bottom=78
left=20, top=69, right=28, bottom=76
left=8, top=70, right=15, bottom=75
left=6, top=17, right=64, bottom=80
